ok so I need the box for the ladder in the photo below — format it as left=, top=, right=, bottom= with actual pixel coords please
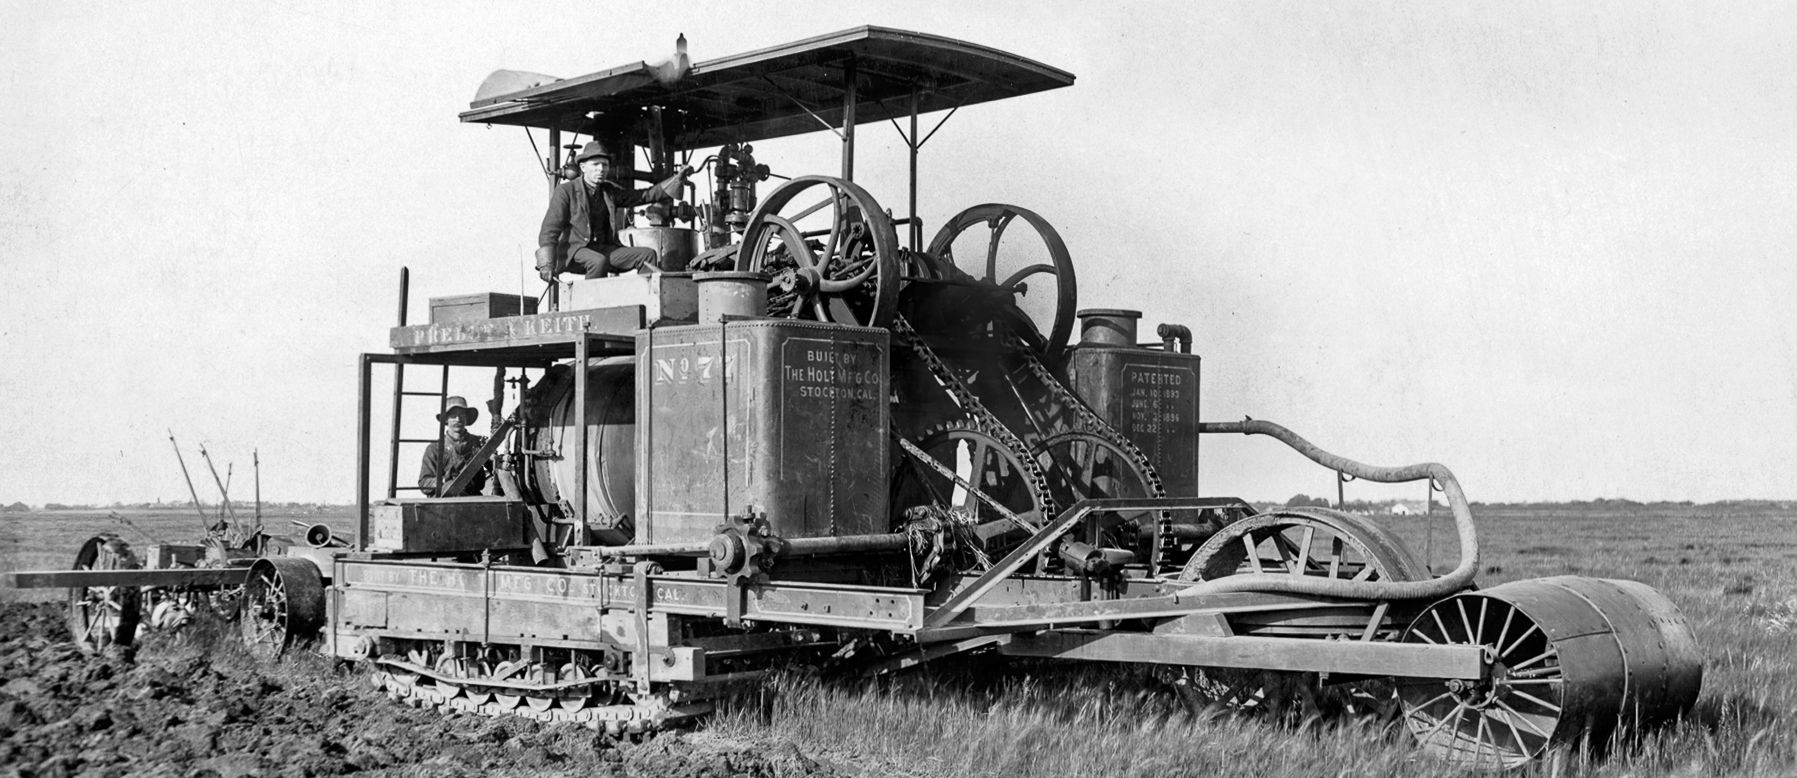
left=385, top=267, right=449, bottom=498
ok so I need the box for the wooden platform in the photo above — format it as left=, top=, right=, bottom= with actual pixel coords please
left=388, top=305, right=644, bottom=364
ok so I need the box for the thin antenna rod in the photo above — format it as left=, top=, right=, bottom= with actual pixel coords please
left=198, top=443, right=240, bottom=524
left=168, top=430, right=209, bottom=530
left=253, top=448, right=263, bottom=534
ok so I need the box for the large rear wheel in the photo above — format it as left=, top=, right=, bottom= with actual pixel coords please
left=1166, top=508, right=1426, bottom=719
left=1397, top=577, right=1703, bottom=768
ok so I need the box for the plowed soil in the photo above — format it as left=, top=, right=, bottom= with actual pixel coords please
left=0, top=601, right=836, bottom=778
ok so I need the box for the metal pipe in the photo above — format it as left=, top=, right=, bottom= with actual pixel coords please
left=356, top=353, right=373, bottom=549
left=1186, top=419, right=1478, bottom=601
left=592, top=532, right=910, bottom=559
left=781, top=533, right=910, bottom=556
left=547, top=129, right=562, bottom=312
left=386, top=267, right=409, bottom=497
left=908, top=89, right=919, bottom=252
left=573, top=334, right=589, bottom=543
left=1155, top=323, right=1192, bottom=354
left=840, top=57, right=857, bottom=180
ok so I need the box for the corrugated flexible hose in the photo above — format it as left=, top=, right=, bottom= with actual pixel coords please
left=1175, top=419, right=1478, bottom=601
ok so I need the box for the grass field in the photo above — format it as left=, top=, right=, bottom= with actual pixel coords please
left=693, top=504, right=1796, bottom=777
left=2, top=503, right=1792, bottom=775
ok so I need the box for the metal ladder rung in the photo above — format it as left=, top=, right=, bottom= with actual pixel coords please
left=400, top=390, right=448, bottom=397
left=397, top=438, right=439, bottom=444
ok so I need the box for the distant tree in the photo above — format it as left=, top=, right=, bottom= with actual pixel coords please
left=1284, top=494, right=1331, bottom=508
left=1, top=501, right=28, bottom=513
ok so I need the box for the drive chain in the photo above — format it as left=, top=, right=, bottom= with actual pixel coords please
left=1006, top=332, right=1184, bottom=573
left=891, top=314, right=1057, bottom=527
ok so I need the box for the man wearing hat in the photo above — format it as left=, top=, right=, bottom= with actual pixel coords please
left=535, top=139, right=690, bottom=282
left=418, top=397, right=490, bottom=497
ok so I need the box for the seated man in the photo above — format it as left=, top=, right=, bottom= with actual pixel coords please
left=536, top=140, right=689, bottom=281
left=418, top=397, right=489, bottom=497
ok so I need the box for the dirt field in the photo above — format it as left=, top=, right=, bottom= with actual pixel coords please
left=1, top=504, right=1792, bottom=776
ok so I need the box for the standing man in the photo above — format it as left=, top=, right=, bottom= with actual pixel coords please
left=419, top=397, right=489, bottom=497
left=536, top=139, right=689, bottom=282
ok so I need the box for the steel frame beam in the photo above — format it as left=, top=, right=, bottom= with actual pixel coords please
left=1002, top=629, right=1486, bottom=680
left=6, top=568, right=247, bottom=588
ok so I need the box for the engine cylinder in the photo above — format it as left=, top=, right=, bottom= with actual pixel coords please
left=694, top=271, right=768, bottom=321
left=1076, top=308, right=1142, bottom=346
left=530, top=357, right=637, bottom=543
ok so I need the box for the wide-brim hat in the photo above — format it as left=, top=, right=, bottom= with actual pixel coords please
left=437, top=396, right=479, bottom=424
left=576, top=139, right=612, bottom=163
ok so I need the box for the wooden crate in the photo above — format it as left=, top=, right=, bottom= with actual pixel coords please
left=428, top=293, right=539, bottom=324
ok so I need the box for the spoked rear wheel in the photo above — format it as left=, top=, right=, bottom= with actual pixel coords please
left=1166, top=508, right=1424, bottom=719
left=67, top=535, right=142, bottom=653
left=1178, top=507, right=1427, bottom=587
left=1399, top=593, right=1559, bottom=767
left=1396, top=577, right=1702, bottom=768
left=239, top=558, right=325, bottom=659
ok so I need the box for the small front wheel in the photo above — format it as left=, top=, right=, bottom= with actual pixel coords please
left=66, top=535, right=142, bottom=653
left=238, top=558, right=325, bottom=659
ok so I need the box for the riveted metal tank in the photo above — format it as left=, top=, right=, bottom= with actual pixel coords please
left=1397, top=575, right=1703, bottom=767
left=529, top=356, right=638, bottom=544
left=1065, top=309, right=1202, bottom=495
left=636, top=319, right=890, bottom=544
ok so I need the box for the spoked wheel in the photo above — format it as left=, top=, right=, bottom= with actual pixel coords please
left=67, top=535, right=142, bottom=653
left=1179, top=507, right=1427, bottom=586
left=238, top=558, right=325, bottom=659
left=1400, top=593, right=1560, bottom=767
left=1034, top=431, right=1160, bottom=543
left=927, top=204, right=1076, bottom=361
left=890, top=422, right=1049, bottom=547
left=736, top=175, right=900, bottom=327
left=1166, top=508, right=1425, bottom=718
left=1396, top=577, right=1703, bottom=768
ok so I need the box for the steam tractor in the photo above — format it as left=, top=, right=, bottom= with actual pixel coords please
left=12, top=27, right=1702, bottom=768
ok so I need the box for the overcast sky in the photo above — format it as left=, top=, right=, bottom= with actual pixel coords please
left=3, top=1, right=1793, bottom=506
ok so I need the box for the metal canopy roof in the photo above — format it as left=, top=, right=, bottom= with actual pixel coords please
left=459, top=26, right=1075, bottom=148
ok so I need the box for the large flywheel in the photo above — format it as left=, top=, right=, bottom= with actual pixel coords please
left=736, top=175, right=900, bottom=328
left=927, top=204, right=1076, bottom=360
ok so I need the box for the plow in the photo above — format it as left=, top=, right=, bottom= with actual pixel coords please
left=7, top=26, right=1702, bottom=769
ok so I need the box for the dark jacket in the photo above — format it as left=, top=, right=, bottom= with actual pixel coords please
left=537, top=174, right=685, bottom=269
left=418, top=434, right=489, bottom=497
